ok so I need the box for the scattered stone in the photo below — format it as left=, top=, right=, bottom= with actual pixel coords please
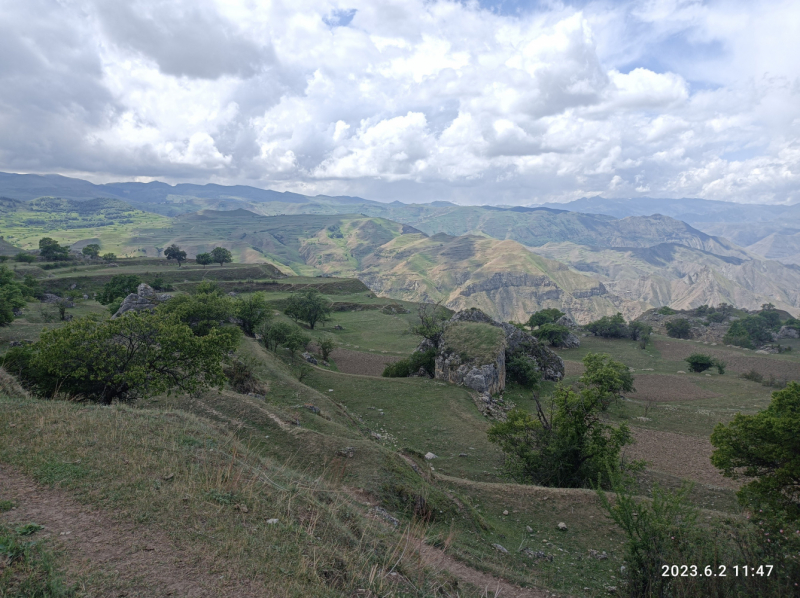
left=334, top=325, right=344, bottom=330
left=677, top=370, right=686, bottom=374
left=227, top=291, right=238, bottom=297
left=266, top=518, right=279, bottom=525
left=492, top=543, right=508, bottom=554
left=424, top=452, right=437, bottom=460
left=589, top=549, right=609, bottom=560
left=162, top=473, right=174, bottom=481
left=458, top=453, right=468, bottom=457
left=521, top=548, right=552, bottom=561
left=112, top=284, right=172, bottom=318
left=234, top=504, right=249, bottom=513
left=338, top=447, right=355, bottom=458
left=502, top=510, right=509, bottom=516
left=302, top=352, right=318, bottom=365
left=371, top=506, right=399, bottom=527
left=557, top=522, right=567, bottom=531
left=303, top=404, right=320, bottom=415
left=82, top=294, right=89, bottom=300
left=526, top=526, right=533, bottom=533
left=777, top=326, right=799, bottom=339
left=606, top=586, right=617, bottom=594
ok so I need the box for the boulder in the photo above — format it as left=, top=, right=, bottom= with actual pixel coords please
left=555, top=314, right=578, bottom=328
left=42, top=293, right=73, bottom=307
left=112, top=283, right=171, bottom=318
left=777, top=326, right=799, bottom=340
left=302, top=352, right=318, bottom=365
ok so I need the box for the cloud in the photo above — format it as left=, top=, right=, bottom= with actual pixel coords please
left=0, top=0, right=799, bottom=204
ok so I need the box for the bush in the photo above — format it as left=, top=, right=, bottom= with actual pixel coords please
left=506, top=352, right=541, bottom=389
left=527, top=308, right=565, bottom=328
left=665, top=318, right=692, bottom=339
left=97, top=274, right=141, bottom=305
left=14, top=252, right=36, bottom=263
left=628, top=321, right=652, bottom=343
left=488, top=386, right=636, bottom=488
left=585, top=312, right=628, bottom=338
left=657, top=306, right=677, bottom=315
left=382, top=349, right=436, bottom=378
left=757, top=303, right=781, bottom=330
left=686, top=353, right=713, bottom=373
left=284, top=328, right=311, bottom=362
left=741, top=369, right=764, bottom=383
left=159, top=283, right=236, bottom=337
left=531, top=323, right=570, bottom=347
left=0, top=266, right=26, bottom=326
left=223, top=357, right=266, bottom=395
left=724, top=315, right=774, bottom=348
left=580, top=353, right=634, bottom=409
left=260, top=321, right=294, bottom=352
left=234, top=293, right=271, bottom=336
left=317, top=335, right=336, bottom=361
left=706, top=311, right=727, bottom=323
left=3, top=312, right=234, bottom=404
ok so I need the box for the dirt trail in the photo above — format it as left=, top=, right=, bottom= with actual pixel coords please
left=0, top=464, right=267, bottom=598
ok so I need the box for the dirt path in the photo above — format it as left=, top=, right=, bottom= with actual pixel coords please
left=417, top=543, right=551, bottom=598
left=0, top=464, right=267, bottom=598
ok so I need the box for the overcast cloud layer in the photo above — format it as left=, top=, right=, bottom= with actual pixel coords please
left=1, top=0, right=799, bottom=204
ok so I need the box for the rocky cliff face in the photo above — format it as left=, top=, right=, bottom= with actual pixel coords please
left=112, top=283, right=172, bottom=318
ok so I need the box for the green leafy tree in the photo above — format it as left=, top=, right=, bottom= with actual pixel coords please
left=38, top=237, right=69, bottom=261
left=0, top=266, right=26, bottom=326
left=195, top=253, right=213, bottom=268
left=531, top=323, right=570, bottom=346
left=724, top=315, right=773, bottom=348
left=261, top=321, right=294, bottom=352
left=101, top=252, right=116, bottom=262
left=4, top=312, right=233, bottom=404
left=14, top=252, right=36, bottom=263
left=665, top=318, right=692, bottom=339
left=757, top=303, right=781, bottom=330
left=97, top=275, right=141, bottom=305
left=382, top=348, right=436, bottom=378
left=164, top=244, right=187, bottom=267
left=81, top=244, right=100, bottom=259
left=159, top=284, right=236, bottom=337
left=686, top=353, right=713, bottom=372
left=412, top=301, right=448, bottom=345
left=628, top=321, right=652, bottom=343
left=585, top=313, right=629, bottom=338
left=711, top=382, right=800, bottom=521
left=0, top=256, right=7, bottom=263
left=210, top=247, right=233, bottom=267
left=317, top=335, right=336, bottom=361
left=527, top=308, right=565, bottom=328
left=506, top=352, right=542, bottom=389
left=234, top=293, right=270, bottom=336
left=283, top=289, right=331, bottom=330
left=488, top=385, right=635, bottom=488
left=284, top=328, right=311, bottom=362
left=580, top=353, right=634, bottom=409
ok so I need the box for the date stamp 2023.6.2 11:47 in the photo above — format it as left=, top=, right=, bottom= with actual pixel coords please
left=662, top=565, right=773, bottom=578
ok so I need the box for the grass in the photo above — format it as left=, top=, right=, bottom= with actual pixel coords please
left=0, top=522, right=77, bottom=597
left=440, top=322, right=506, bottom=364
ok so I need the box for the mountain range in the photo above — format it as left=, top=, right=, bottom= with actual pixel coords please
left=1, top=171, right=798, bottom=321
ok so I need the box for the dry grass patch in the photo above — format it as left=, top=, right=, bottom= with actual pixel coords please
left=329, top=348, right=400, bottom=377
left=627, top=374, right=719, bottom=402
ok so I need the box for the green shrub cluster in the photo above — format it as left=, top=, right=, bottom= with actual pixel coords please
left=382, top=348, right=435, bottom=378
left=665, top=317, right=692, bottom=339
left=526, top=308, right=564, bottom=328
left=585, top=313, right=652, bottom=345
left=685, top=353, right=725, bottom=374
left=531, top=323, right=571, bottom=347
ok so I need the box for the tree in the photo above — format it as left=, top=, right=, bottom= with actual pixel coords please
left=506, top=352, right=542, bottom=389
left=284, top=289, right=331, bottom=330
left=531, top=323, right=570, bottom=347
left=158, top=283, right=236, bottom=338
left=757, top=303, right=781, bottom=330
left=234, top=293, right=271, bottom=336
left=580, top=352, right=634, bottom=410
left=0, top=256, right=7, bottom=264
left=317, top=335, right=336, bottom=361
left=382, top=348, right=436, bottom=378
left=665, top=318, right=692, bottom=339
left=0, top=266, right=26, bottom=326
left=284, top=328, right=310, bottom=362
left=195, top=253, right=213, bottom=268
left=4, top=312, right=234, bottom=404
left=164, top=244, right=187, bottom=267
left=527, top=308, right=565, bottom=328
left=82, top=244, right=100, bottom=259
left=712, top=382, right=800, bottom=520
left=585, top=313, right=628, bottom=338
left=413, top=301, right=448, bottom=345
left=101, top=253, right=117, bottom=262
left=686, top=353, right=713, bottom=373
left=38, top=237, right=69, bottom=261
left=14, top=252, right=36, bottom=263
left=262, top=321, right=294, bottom=352
left=487, top=385, right=635, bottom=488
left=210, top=247, right=233, bottom=267
left=724, top=316, right=773, bottom=348
left=97, top=275, right=141, bottom=305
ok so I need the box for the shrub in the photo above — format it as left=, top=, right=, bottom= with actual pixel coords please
left=97, top=274, right=141, bottom=305
left=317, top=335, right=336, bottom=361
left=223, top=357, right=265, bottom=395
left=14, top=252, right=36, bottom=263
left=531, top=323, right=570, bottom=346
left=686, top=353, right=713, bottom=373
left=261, top=321, right=294, bottom=352
left=0, top=266, right=26, bottom=326
left=149, top=276, right=173, bottom=291
left=284, top=289, right=331, bottom=329
left=159, top=287, right=237, bottom=338
left=488, top=386, right=636, bottom=488
left=81, top=243, right=100, bottom=258
left=382, top=349, right=436, bottom=378
left=741, top=369, right=764, bottom=383
left=3, top=312, right=234, bottom=404
left=628, top=321, right=652, bottom=342
left=284, top=328, right=311, bottom=362
left=706, top=311, right=727, bottom=323
left=757, top=303, right=781, bottom=330
left=657, top=306, right=677, bottom=315
left=580, top=353, right=634, bottom=409
left=506, top=352, right=541, bottom=389
left=527, top=308, right=565, bottom=328
left=101, top=252, right=116, bottom=262
left=234, top=293, right=271, bottom=336
left=585, top=312, right=628, bottom=338
left=665, top=318, right=692, bottom=339
left=724, top=315, right=773, bottom=348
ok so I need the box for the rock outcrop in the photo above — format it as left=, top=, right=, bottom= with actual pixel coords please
left=112, top=283, right=172, bottom=318
left=433, top=308, right=564, bottom=397
left=776, top=325, right=799, bottom=340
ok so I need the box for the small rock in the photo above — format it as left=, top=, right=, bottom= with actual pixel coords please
left=304, top=404, right=321, bottom=415
left=526, top=525, right=533, bottom=532
left=302, top=352, right=318, bottom=365
left=677, top=370, right=686, bottom=374
left=339, top=447, right=355, bottom=458
left=235, top=504, right=249, bottom=513
left=371, top=506, right=399, bottom=527
left=492, top=543, right=508, bottom=554
left=502, top=510, right=509, bottom=516
left=162, top=473, right=174, bottom=481
left=266, top=518, right=279, bottom=525
left=458, top=453, right=468, bottom=457
left=557, top=522, right=567, bottom=531
left=424, top=452, right=437, bottom=460
left=606, top=586, right=617, bottom=594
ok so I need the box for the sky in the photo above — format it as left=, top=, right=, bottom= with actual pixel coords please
left=1, top=0, right=799, bottom=205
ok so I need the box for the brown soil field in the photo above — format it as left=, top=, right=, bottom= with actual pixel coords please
left=654, top=340, right=800, bottom=381
left=329, top=348, right=400, bottom=377
left=626, top=428, right=738, bottom=489
left=627, top=374, right=719, bottom=402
